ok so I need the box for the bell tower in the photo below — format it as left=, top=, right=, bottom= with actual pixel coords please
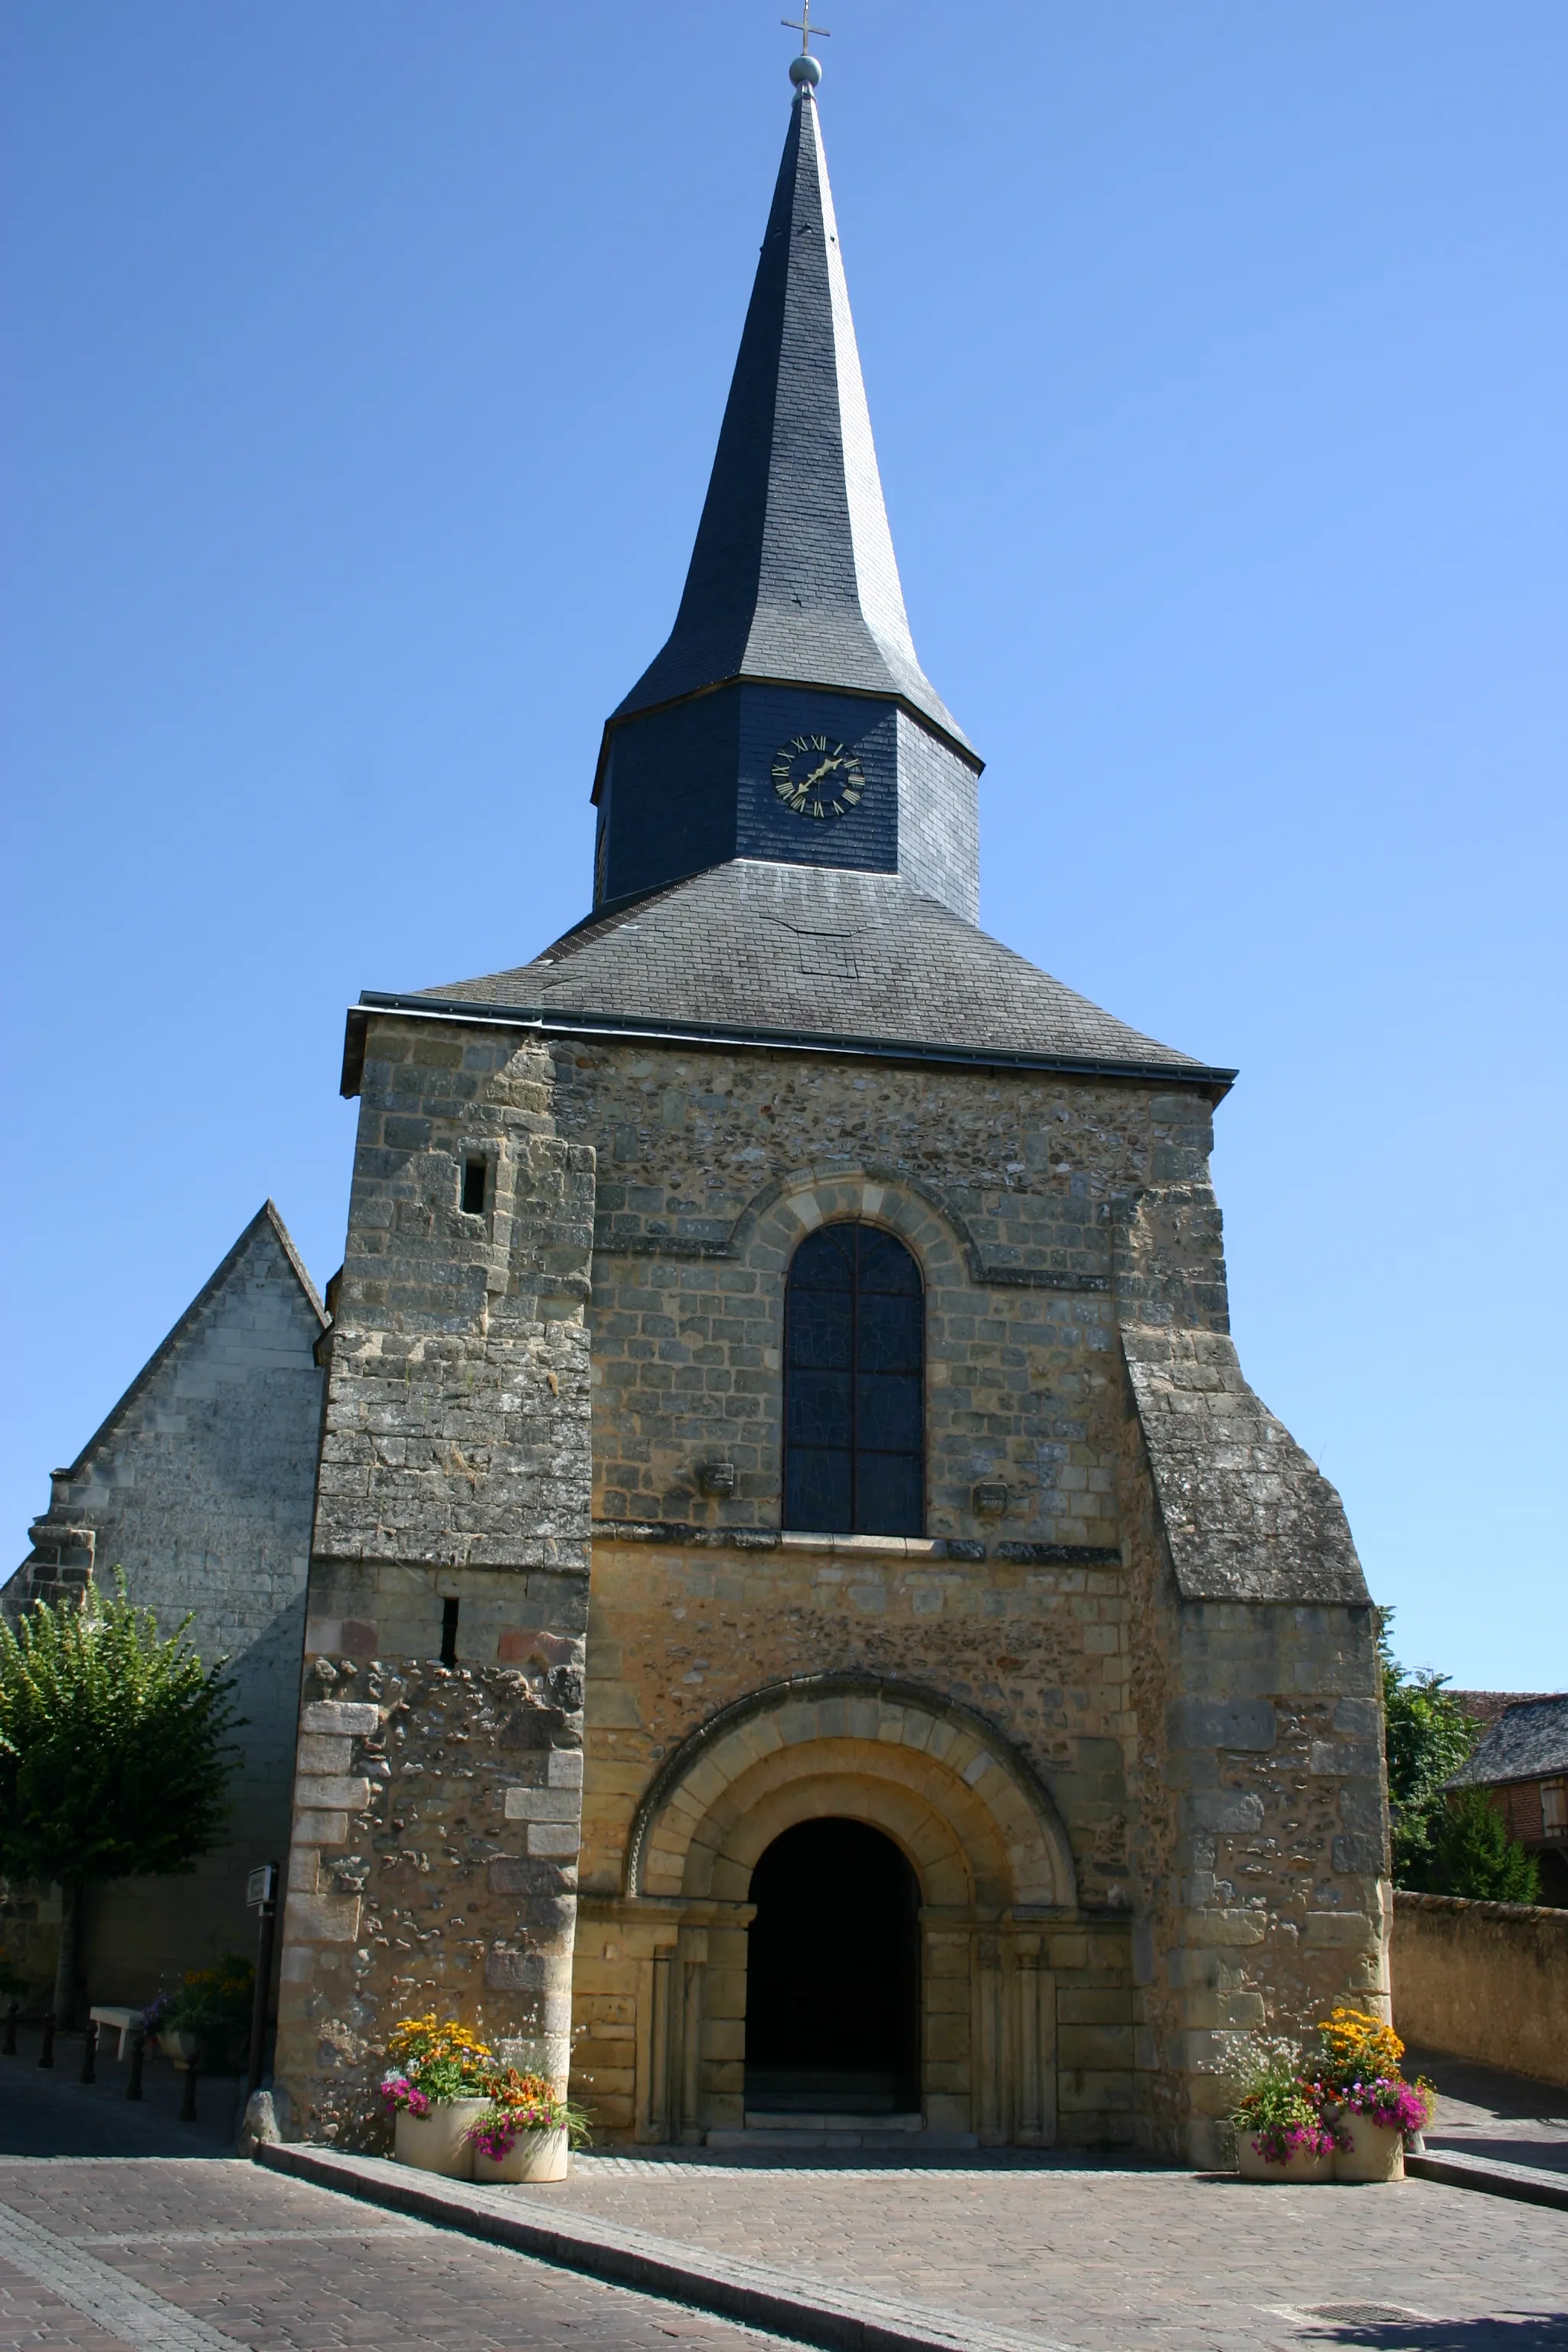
left=591, top=64, right=982, bottom=920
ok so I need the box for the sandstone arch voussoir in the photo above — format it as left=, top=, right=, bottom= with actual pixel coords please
left=625, top=1674, right=1076, bottom=1912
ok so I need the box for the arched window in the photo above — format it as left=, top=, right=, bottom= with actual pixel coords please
left=783, top=1223, right=924, bottom=1536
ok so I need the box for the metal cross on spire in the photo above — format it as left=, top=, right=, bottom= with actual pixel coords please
left=782, top=2, right=831, bottom=56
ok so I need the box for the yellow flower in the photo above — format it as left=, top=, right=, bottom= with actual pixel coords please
left=386, top=2012, right=494, bottom=2069
left=1316, top=2005, right=1403, bottom=2082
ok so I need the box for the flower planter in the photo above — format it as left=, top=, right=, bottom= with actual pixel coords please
left=394, top=2099, right=491, bottom=2179
left=161, top=2029, right=201, bottom=2066
left=471, top=2126, right=570, bottom=2186
left=1334, top=2113, right=1405, bottom=2184
left=1236, top=2137, right=1334, bottom=2184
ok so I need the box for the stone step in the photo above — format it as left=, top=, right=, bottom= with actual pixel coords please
left=743, top=2109, right=925, bottom=2133
left=707, top=2123, right=982, bottom=2152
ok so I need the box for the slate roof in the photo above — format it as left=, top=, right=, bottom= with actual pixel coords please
left=606, top=86, right=970, bottom=763
left=393, top=860, right=1230, bottom=1086
left=1447, top=1690, right=1557, bottom=1734
left=1446, top=1695, right=1568, bottom=1791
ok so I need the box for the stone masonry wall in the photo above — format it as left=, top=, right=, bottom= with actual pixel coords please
left=276, top=1654, right=583, bottom=2147
left=274, top=1019, right=595, bottom=2139
left=546, top=1039, right=1223, bottom=1545
left=278, top=1011, right=1382, bottom=2152
left=6, top=1206, right=325, bottom=2004
left=1119, top=1398, right=1387, bottom=2164
left=543, top=1033, right=1381, bottom=2154
left=544, top=1038, right=1218, bottom=2144
left=1392, top=1891, right=1568, bottom=2089
left=579, top=1529, right=1137, bottom=2144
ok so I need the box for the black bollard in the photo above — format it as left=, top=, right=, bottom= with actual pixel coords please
left=2, top=2003, right=17, bottom=2058
left=126, top=2030, right=145, bottom=2102
left=79, top=2018, right=98, bottom=2086
left=178, top=2060, right=198, bottom=2124
left=38, top=2012, right=55, bottom=2069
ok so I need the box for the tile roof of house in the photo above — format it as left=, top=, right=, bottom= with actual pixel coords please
left=1447, top=1694, right=1568, bottom=1789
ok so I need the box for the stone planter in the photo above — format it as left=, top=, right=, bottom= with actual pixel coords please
left=161, top=2029, right=201, bottom=2066
left=471, top=2126, right=571, bottom=2186
left=1334, top=2112, right=1406, bottom=2184
left=1236, top=2135, right=1334, bottom=2184
left=394, top=2099, right=490, bottom=2179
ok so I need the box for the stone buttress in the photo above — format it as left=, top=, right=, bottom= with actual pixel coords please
left=272, top=1024, right=595, bottom=2141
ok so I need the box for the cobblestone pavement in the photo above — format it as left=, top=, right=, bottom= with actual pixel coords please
left=0, top=2043, right=1564, bottom=2352
left=0, top=2159, right=792, bottom=2352
left=1406, top=2049, right=1568, bottom=2180
left=515, top=2154, right=1568, bottom=2350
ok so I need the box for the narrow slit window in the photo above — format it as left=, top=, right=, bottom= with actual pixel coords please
left=461, top=1158, right=487, bottom=1215
left=440, top=1597, right=459, bottom=1668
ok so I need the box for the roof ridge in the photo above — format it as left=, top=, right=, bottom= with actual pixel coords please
left=55, top=1203, right=325, bottom=1483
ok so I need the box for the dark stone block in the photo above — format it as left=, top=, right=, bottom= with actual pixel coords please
left=488, top=1857, right=578, bottom=1897
left=1168, top=1698, right=1278, bottom=1753
left=500, top=1707, right=568, bottom=1750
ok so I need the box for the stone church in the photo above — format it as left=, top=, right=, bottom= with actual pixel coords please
left=34, top=58, right=1389, bottom=2163
left=8, top=1204, right=326, bottom=1997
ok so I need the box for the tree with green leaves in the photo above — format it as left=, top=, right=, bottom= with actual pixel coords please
left=1380, top=1616, right=1479, bottom=1886
left=1380, top=1614, right=1539, bottom=1902
left=1432, top=1787, right=1540, bottom=1905
left=0, top=1573, right=237, bottom=2023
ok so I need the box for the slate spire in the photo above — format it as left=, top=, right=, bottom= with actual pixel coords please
left=610, top=83, right=970, bottom=755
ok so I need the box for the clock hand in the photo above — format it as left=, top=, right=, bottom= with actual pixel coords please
left=801, top=756, right=847, bottom=789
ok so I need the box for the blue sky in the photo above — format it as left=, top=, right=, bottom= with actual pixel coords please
left=3, top=2, right=1563, bottom=1687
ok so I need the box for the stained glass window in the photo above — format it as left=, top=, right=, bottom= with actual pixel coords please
left=783, top=1223, right=923, bottom=1536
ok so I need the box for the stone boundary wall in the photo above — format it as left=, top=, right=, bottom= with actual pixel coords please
left=1392, top=1889, right=1568, bottom=2087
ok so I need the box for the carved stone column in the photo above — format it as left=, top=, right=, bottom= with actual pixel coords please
left=972, top=1929, right=1004, bottom=2144
left=679, top=1929, right=708, bottom=2143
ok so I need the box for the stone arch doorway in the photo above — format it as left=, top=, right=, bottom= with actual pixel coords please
left=744, top=1818, right=922, bottom=2118
left=614, top=1674, right=1079, bottom=2146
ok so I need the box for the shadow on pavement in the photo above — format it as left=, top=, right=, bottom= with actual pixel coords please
left=1299, top=2321, right=1568, bottom=2350
left=1405, top=2047, right=1568, bottom=2181
left=0, top=2024, right=241, bottom=2158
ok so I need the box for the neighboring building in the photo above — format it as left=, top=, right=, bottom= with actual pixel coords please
left=1449, top=1690, right=1553, bottom=1735
left=1446, top=1695, right=1568, bottom=1906
left=6, top=1203, right=326, bottom=2004
left=273, top=59, right=1389, bottom=2167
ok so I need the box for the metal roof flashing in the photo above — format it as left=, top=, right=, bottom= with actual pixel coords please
left=340, top=991, right=1236, bottom=1104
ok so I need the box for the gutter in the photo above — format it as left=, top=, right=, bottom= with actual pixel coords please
left=340, top=993, right=1238, bottom=1103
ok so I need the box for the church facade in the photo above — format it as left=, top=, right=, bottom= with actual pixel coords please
left=273, top=64, right=1387, bottom=2165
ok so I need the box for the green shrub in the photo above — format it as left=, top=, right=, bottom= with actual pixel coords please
left=0, top=1571, right=237, bottom=2021
left=1434, top=1788, right=1540, bottom=1905
left=155, top=1954, right=256, bottom=2073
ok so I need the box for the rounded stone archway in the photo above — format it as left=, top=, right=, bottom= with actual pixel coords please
left=619, top=1675, right=1076, bottom=2145
left=626, top=1674, right=1076, bottom=1909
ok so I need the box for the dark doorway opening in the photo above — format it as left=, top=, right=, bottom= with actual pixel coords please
left=744, top=1818, right=922, bottom=2116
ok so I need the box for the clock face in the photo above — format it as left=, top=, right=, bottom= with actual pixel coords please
left=771, top=733, right=866, bottom=821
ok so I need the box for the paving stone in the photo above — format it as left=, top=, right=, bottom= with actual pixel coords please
left=505, top=2151, right=1568, bottom=2351
left=0, top=2159, right=794, bottom=2352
